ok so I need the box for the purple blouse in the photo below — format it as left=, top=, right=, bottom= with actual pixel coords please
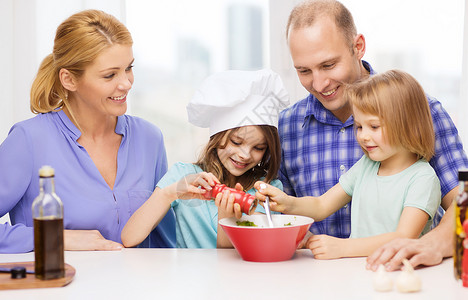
left=0, top=110, right=175, bottom=253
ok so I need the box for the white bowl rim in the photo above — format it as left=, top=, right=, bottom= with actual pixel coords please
left=219, top=214, right=314, bottom=229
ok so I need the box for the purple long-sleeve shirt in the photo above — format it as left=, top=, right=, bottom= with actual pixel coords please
left=0, top=110, right=175, bottom=253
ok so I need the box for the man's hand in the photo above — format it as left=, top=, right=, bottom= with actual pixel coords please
left=366, top=238, right=444, bottom=271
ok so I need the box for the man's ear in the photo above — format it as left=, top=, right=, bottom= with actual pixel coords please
left=353, top=33, right=366, bottom=60
left=59, top=68, right=77, bottom=92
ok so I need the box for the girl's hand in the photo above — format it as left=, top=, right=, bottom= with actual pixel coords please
left=65, top=230, right=123, bottom=251
left=172, top=172, right=220, bottom=200
left=306, top=234, right=345, bottom=259
left=254, top=181, right=293, bottom=213
left=297, top=231, right=313, bottom=249
left=215, top=183, right=243, bottom=219
left=216, top=183, right=244, bottom=248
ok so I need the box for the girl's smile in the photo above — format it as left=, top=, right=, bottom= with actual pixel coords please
left=353, top=107, right=418, bottom=175
left=353, top=108, right=397, bottom=164
left=229, top=157, right=249, bottom=169
left=217, top=126, right=267, bottom=178
left=365, top=145, right=377, bottom=152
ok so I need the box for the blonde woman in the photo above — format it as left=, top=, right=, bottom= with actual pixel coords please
left=0, top=10, right=175, bottom=253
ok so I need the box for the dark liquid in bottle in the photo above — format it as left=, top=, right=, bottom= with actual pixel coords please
left=34, top=218, right=65, bottom=280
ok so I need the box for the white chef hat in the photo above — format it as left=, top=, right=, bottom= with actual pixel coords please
left=187, top=69, right=290, bottom=136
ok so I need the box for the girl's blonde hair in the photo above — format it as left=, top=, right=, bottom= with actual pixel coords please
left=195, top=125, right=281, bottom=191
left=345, top=69, right=435, bottom=161
left=30, top=9, right=133, bottom=114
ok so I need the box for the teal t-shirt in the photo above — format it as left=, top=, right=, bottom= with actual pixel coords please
left=157, top=162, right=283, bottom=248
left=339, top=155, right=441, bottom=238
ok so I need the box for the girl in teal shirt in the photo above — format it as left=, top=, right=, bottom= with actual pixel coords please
left=122, top=69, right=289, bottom=248
left=255, top=70, right=441, bottom=259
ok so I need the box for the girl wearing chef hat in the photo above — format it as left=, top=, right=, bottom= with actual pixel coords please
left=254, top=69, right=441, bottom=260
left=122, top=69, right=289, bottom=248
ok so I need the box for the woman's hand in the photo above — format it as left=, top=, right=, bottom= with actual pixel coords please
left=171, top=172, right=220, bottom=200
left=254, top=181, right=293, bottom=213
left=64, top=230, right=123, bottom=251
left=215, top=183, right=243, bottom=219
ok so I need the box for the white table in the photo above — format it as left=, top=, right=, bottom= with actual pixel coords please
left=0, top=249, right=467, bottom=299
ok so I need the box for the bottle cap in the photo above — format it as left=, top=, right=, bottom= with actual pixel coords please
left=245, top=197, right=258, bottom=215
left=10, top=266, right=26, bottom=279
left=39, top=165, right=55, bottom=177
left=463, top=273, right=468, bottom=287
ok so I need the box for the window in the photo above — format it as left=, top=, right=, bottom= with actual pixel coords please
left=127, top=0, right=466, bottom=167
left=126, top=0, right=269, bottom=166
left=0, top=0, right=466, bottom=225
left=1, top=0, right=466, bottom=163
left=270, top=0, right=465, bottom=137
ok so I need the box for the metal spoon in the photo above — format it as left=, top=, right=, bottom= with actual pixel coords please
left=260, top=183, right=274, bottom=228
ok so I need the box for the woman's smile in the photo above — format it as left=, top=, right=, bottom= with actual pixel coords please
left=109, top=93, right=128, bottom=103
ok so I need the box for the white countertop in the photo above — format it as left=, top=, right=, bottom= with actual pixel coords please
left=0, top=248, right=467, bottom=299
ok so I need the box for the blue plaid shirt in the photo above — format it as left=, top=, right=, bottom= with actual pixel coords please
left=278, top=61, right=468, bottom=238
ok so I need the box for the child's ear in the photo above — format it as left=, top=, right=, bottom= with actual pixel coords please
left=59, top=68, right=78, bottom=92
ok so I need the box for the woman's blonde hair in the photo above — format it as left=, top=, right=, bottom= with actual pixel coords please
left=195, top=125, right=281, bottom=191
left=345, top=69, right=435, bottom=161
left=30, top=9, right=133, bottom=114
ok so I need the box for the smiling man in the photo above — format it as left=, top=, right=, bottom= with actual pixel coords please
left=278, top=0, right=468, bottom=260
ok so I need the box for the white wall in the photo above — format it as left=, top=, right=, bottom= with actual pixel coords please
left=269, top=0, right=468, bottom=148
left=269, top=0, right=308, bottom=107
left=3, top=0, right=466, bottom=153
left=1, top=0, right=467, bottom=224
left=0, top=0, right=33, bottom=142
left=0, top=0, right=125, bottom=142
left=461, top=0, right=468, bottom=149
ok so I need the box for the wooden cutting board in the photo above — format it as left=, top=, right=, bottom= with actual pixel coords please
left=0, top=261, right=75, bottom=290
